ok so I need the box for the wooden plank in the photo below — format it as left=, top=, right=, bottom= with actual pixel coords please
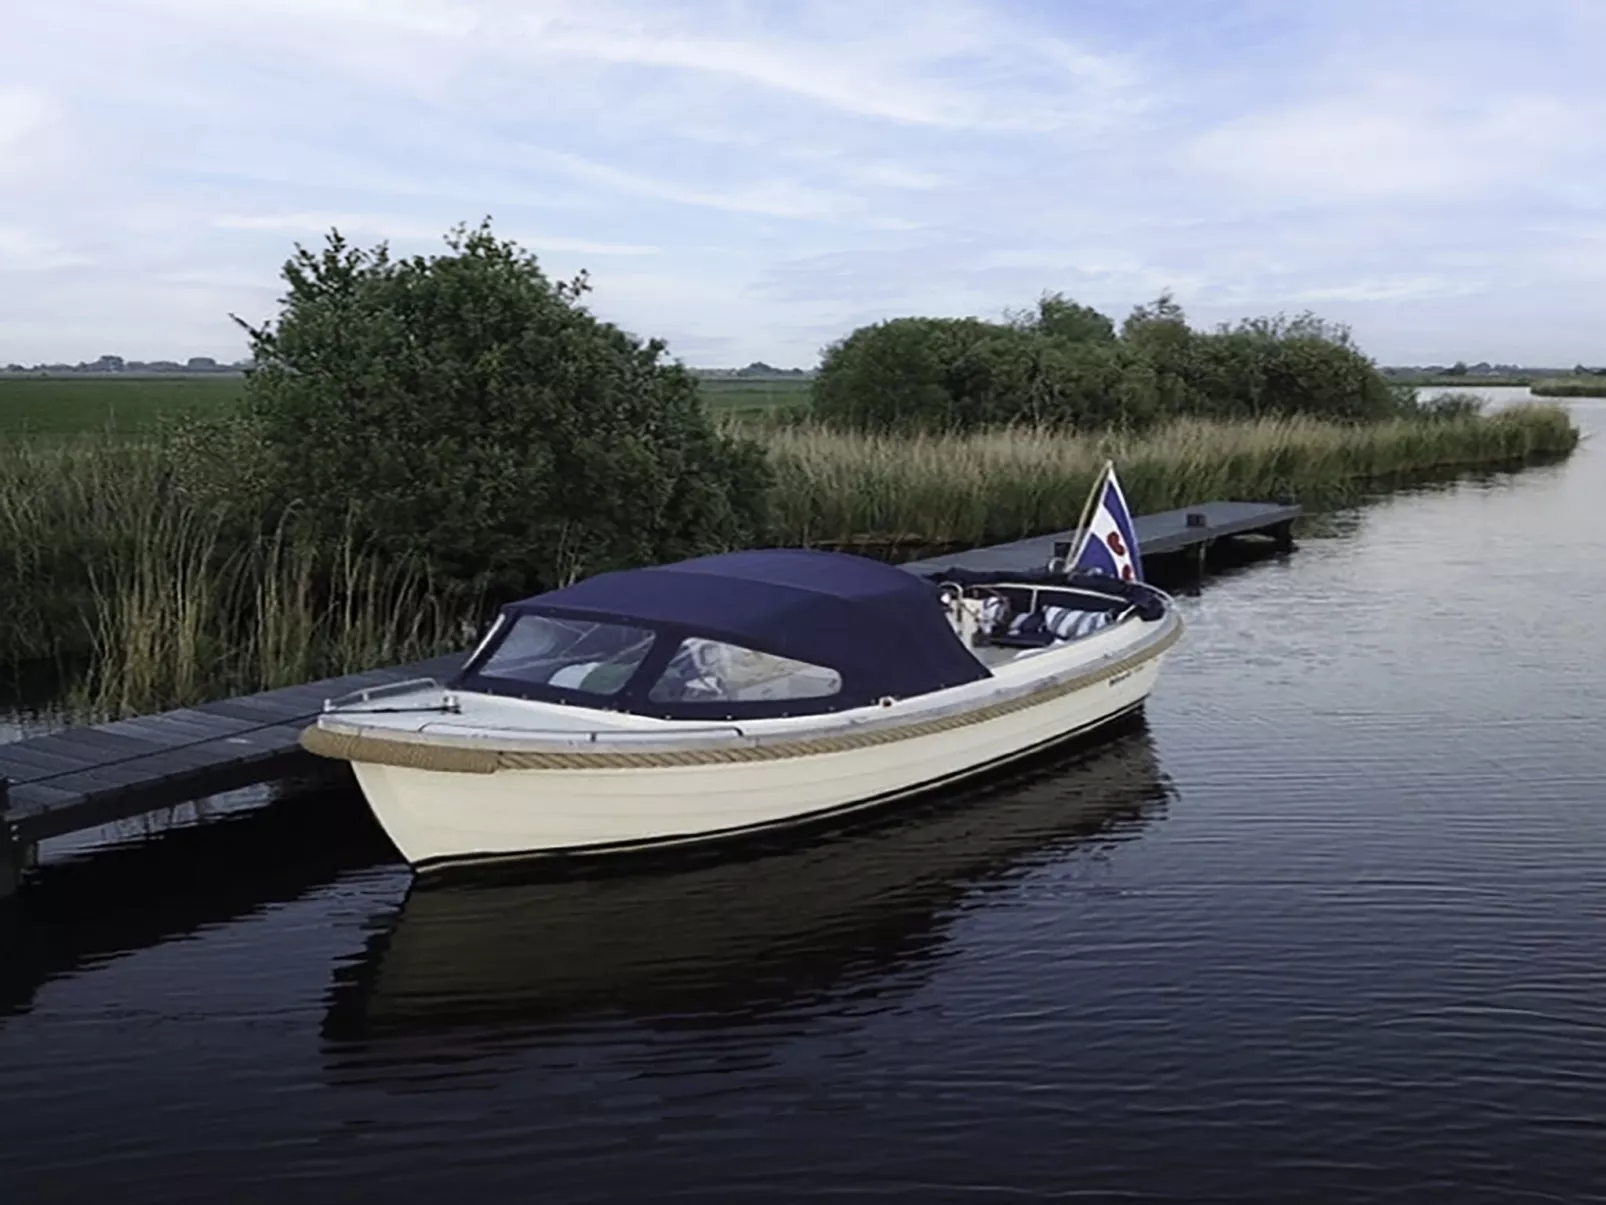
left=37, top=760, right=210, bottom=800
left=92, top=706, right=271, bottom=742
left=147, top=707, right=267, bottom=735
left=207, top=724, right=312, bottom=754
left=93, top=742, right=250, bottom=777
left=4, top=780, right=90, bottom=819
left=196, top=697, right=319, bottom=724
left=12, top=753, right=324, bottom=843
left=99, top=714, right=261, bottom=746
left=16, top=728, right=170, bottom=763
left=0, top=745, right=100, bottom=782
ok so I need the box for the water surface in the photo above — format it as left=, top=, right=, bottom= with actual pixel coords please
left=2, top=393, right=1604, bottom=1204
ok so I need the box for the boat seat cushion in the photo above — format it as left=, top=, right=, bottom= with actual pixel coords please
left=989, top=605, right=1125, bottom=648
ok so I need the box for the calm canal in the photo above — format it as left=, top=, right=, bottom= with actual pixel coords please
left=2, top=389, right=1603, bottom=1203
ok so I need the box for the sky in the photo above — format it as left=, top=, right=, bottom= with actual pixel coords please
left=3, top=0, right=1604, bottom=368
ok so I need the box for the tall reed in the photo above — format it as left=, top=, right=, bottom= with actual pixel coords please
left=0, top=436, right=177, bottom=669
left=66, top=510, right=479, bottom=720
left=0, top=402, right=1580, bottom=717
left=750, top=404, right=1580, bottom=549
left=0, top=434, right=478, bottom=719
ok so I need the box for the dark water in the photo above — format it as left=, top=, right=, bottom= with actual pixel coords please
left=4, top=397, right=1605, bottom=1204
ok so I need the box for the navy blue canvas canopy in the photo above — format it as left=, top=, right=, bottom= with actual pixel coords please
left=450, top=548, right=991, bottom=718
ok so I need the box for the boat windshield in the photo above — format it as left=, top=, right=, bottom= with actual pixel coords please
left=648, top=637, right=842, bottom=704
left=474, top=613, right=655, bottom=697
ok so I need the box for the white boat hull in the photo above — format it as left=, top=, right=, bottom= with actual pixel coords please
left=347, top=648, right=1167, bottom=871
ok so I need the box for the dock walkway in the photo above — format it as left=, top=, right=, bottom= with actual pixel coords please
left=0, top=498, right=1299, bottom=897
left=0, top=654, right=462, bottom=896
left=901, top=500, right=1299, bottom=575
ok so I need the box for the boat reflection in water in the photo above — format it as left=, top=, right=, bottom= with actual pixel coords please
left=321, top=716, right=1174, bottom=1055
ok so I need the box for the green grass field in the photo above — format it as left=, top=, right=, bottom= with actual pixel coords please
left=0, top=376, right=247, bottom=437
left=693, top=377, right=813, bottom=413
left=0, top=374, right=812, bottom=438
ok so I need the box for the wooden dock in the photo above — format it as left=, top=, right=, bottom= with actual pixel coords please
left=0, top=654, right=463, bottom=898
left=0, top=498, right=1299, bottom=899
left=900, top=499, right=1300, bottom=576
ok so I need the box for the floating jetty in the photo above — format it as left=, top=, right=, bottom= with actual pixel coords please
left=0, top=499, right=1299, bottom=898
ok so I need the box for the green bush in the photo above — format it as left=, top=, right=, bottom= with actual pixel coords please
left=812, top=291, right=1418, bottom=433
left=233, top=220, right=772, bottom=598
left=811, top=316, right=999, bottom=431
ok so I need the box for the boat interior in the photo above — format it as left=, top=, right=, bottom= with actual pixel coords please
left=937, top=579, right=1139, bottom=669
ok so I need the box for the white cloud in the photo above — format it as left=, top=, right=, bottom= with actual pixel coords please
left=136, top=0, right=1146, bottom=134
left=0, top=87, right=64, bottom=183
left=213, top=211, right=658, bottom=254
left=0, top=88, right=51, bottom=149
left=1286, top=276, right=1489, bottom=304
left=1187, top=76, right=1593, bottom=203
left=0, top=227, right=92, bottom=272
left=531, top=151, right=859, bottom=220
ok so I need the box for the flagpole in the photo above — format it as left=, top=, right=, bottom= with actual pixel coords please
left=1064, top=459, right=1112, bottom=567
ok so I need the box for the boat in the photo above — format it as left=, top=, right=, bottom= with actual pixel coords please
left=299, top=461, right=1183, bottom=873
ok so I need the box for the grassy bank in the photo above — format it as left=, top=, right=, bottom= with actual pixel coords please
left=1529, top=378, right=1606, bottom=398
left=1386, top=375, right=1534, bottom=388
left=755, top=404, right=1581, bottom=551
left=0, top=402, right=1580, bottom=719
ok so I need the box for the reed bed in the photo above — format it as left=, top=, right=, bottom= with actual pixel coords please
left=0, top=435, right=477, bottom=719
left=752, top=404, right=1580, bottom=550
left=0, top=401, right=1580, bottom=717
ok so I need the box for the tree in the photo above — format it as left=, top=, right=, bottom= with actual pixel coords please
left=232, top=220, right=771, bottom=597
left=1017, top=292, right=1117, bottom=345
left=811, top=290, right=1410, bottom=433
left=812, top=316, right=1000, bottom=431
left=1120, top=292, right=1197, bottom=414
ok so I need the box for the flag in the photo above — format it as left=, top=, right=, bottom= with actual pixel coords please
left=1068, top=462, right=1143, bottom=583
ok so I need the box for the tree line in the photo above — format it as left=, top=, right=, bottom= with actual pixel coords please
left=812, top=292, right=1420, bottom=433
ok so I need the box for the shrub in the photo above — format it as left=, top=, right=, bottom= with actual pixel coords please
left=811, top=317, right=1000, bottom=432
left=233, top=219, right=772, bottom=598
left=811, top=292, right=1417, bottom=433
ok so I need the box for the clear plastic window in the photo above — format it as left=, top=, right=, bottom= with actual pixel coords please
left=478, top=614, right=654, bottom=696
left=648, top=638, right=842, bottom=704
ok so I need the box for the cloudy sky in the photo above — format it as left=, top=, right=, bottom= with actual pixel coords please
left=4, top=0, right=1603, bottom=368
